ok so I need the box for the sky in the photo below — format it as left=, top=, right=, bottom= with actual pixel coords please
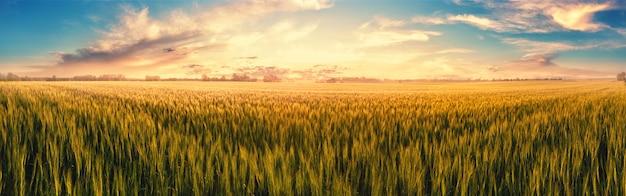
left=1, top=0, right=625, bottom=80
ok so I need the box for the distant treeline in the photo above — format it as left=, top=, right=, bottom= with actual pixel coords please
left=0, top=73, right=129, bottom=81
left=4, top=72, right=624, bottom=82
left=0, top=73, right=21, bottom=81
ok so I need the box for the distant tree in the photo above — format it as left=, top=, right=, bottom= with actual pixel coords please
left=231, top=73, right=251, bottom=81
left=145, top=75, right=161, bottom=81
left=74, top=75, right=97, bottom=81
left=202, top=74, right=208, bottom=81
left=7, top=72, right=20, bottom=81
left=0, top=73, right=5, bottom=81
left=619, top=72, right=626, bottom=81
left=263, top=74, right=281, bottom=82
left=99, top=74, right=126, bottom=81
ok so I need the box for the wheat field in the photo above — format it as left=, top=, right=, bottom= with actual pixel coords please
left=1, top=81, right=625, bottom=195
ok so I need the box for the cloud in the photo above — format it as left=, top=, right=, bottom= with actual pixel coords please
left=447, top=14, right=501, bottom=30
left=87, top=15, right=102, bottom=23
left=500, top=1, right=614, bottom=32
left=41, top=0, right=333, bottom=77
left=501, top=38, right=596, bottom=54
left=270, top=21, right=319, bottom=41
left=227, top=32, right=265, bottom=46
left=163, top=48, right=175, bottom=53
left=408, top=48, right=475, bottom=58
left=222, top=21, right=319, bottom=47
left=184, top=64, right=201, bottom=69
left=271, top=43, right=365, bottom=65
left=182, top=64, right=212, bottom=76
left=422, top=57, right=456, bottom=74
left=412, top=14, right=557, bottom=33
left=357, top=30, right=441, bottom=47
left=411, top=16, right=446, bottom=25
left=487, top=53, right=610, bottom=78
left=411, top=13, right=531, bottom=33
left=52, top=33, right=201, bottom=66
left=356, top=16, right=441, bottom=47
left=497, top=28, right=624, bottom=60
left=549, top=4, right=610, bottom=31
left=498, top=38, right=620, bottom=78
left=434, top=48, right=475, bottom=54
left=487, top=53, right=558, bottom=72
left=517, top=53, right=558, bottom=67
left=523, top=1, right=612, bottom=32
left=411, top=1, right=615, bottom=33
left=613, top=28, right=626, bottom=38
left=360, top=15, right=407, bottom=30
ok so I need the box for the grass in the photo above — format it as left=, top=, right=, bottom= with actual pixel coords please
left=1, top=80, right=625, bottom=195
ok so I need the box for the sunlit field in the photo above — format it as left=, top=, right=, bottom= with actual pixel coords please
left=1, top=81, right=625, bottom=195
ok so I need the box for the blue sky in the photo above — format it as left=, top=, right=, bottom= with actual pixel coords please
left=1, top=0, right=625, bottom=79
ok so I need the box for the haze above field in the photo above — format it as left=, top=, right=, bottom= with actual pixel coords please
left=1, top=0, right=625, bottom=79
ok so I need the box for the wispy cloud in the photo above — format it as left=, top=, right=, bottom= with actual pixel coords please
left=356, top=30, right=441, bottom=47
left=182, top=64, right=213, bottom=76
left=361, top=16, right=407, bottom=30
left=412, top=0, right=616, bottom=33
left=509, top=53, right=559, bottom=70
left=408, top=48, right=475, bottom=58
left=356, top=16, right=441, bottom=47
left=269, top=21, right=319, bottom=41
left=411, top=16, right=446, bottom=25
left=501, top=38, right=596, bottom=54
left=447, top=14, right=501, bottom=31
left=411, top=13, right=543, bottom=33
left=509, top=1, right=613, bottom=32
left=615, top=28, right=626, bottom=37
left=488, top=53, right=559, bottom=73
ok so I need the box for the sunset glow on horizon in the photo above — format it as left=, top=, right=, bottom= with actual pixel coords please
left=1, top=0, right=625, bottom=80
